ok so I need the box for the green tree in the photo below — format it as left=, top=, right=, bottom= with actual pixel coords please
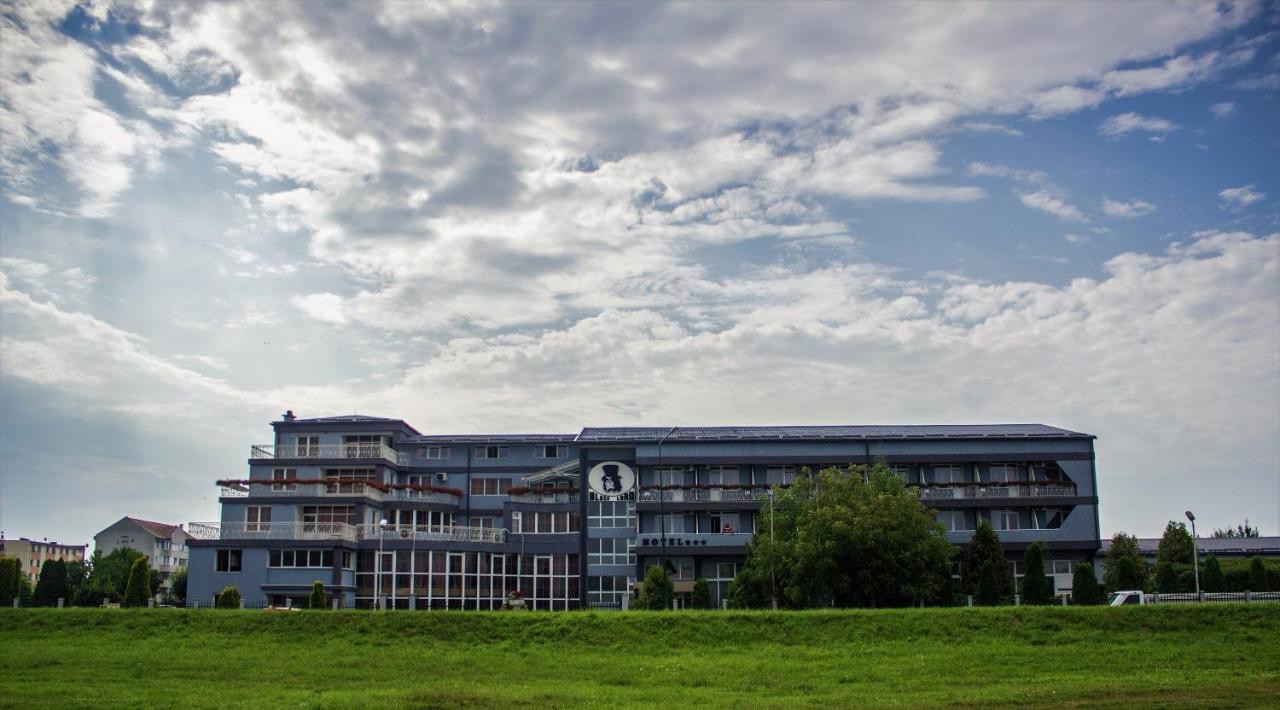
left=1103, top=532, right=1147, bottom=591
left=636, top=564, right=673, bottom=610
left=964, top=520, right=1012, bottom=605
left=216, top=585, right=242, bottom=609
left=1211, top=519, right=1261, bottom=538
left=1072, top=562, right=1102, bottom=605
left=731, top=465, right=953, bottom=608
left=691, top=578, right=711, bottom=609
left=168, top=567, right=188, bottom=606
left=0, top=557, right=20, bottom=605
left=1020, top=542, right=1054, bottom=605
left=1201, top=556, right=1224, bottom=592
left=123, top=557, right=152, bottom=607
left=81, top=547, right=147, bottom=604
left=1156, top=521, right=1194, bottom=568
left=1248, top=556, right=1268, bottom=591
left=33, top=559, right=69, bottom=606
left=65, top=560, right=89, bottom=606
left=1154, top=561, right=1181, bottom=592
left=309, top=581, right=327, bottom=609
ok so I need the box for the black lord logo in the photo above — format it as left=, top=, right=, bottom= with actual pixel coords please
left=588, top=461, right=635, bottom=497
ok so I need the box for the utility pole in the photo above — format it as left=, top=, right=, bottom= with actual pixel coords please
left=1185, top=510, right=1200, bottom=595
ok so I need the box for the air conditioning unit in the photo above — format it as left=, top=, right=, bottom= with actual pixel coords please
left=435, top=472, right=448, bottom=482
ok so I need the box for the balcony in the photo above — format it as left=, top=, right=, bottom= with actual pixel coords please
left=250, top=443, right=398, bottom=463
left=638, top=488, right=764, bottom=503
left=918, top=484, right=1077, bottom=500
left=186, top=522, right=359, bottom=543
left=384, top=488, right=463, bottom=506
left=509, top=491, right=580, bottom=505
left=220, top=481, right=386, bottom=501
left=359, top=524, right=507, bottom=544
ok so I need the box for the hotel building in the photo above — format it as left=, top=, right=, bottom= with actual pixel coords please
left=186, top=413, right=1100, bottom=608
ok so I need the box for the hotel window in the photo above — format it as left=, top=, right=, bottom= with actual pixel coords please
left=988, top=464, right=1020, bottom=484
left=589, top=499, right=636, bottom=529
left=661, top=557, right=695, bottom=581
left=469, top=478, right=512, bottom=496
left=589, top=575, right=634, bottom=606
left=651, top=465, right=693, bottom=486
left=471, top=516, right=496, bottom=530
left=709, top=512, right=737, bottom=534
left=589, top=538, right=635, bottom=566
left=887, top=464, right=911, bottom=482
left=269, top=549, right=334, bottom=568
left=342, top=434, right=388, bottom=457
left=417, top=446, right=451, bottom=459
left=246, top=506, right=272, bottom=532
left=706, top=465, right=739, bottom=486
left=526, top=512, right=578, bottom=534
left=991, top=509, right=1021, bottom=531
left=302, top=505, right=356, bottom=526
left=766, top=465, right=797, bottom=486
left=215, top=549, right=242, bottom=572
left=937, top=510, right=967, bottom=532
left=325, top=468, right=376, bottom=493
left=932, top=464, right=965, bottom=484
left=271, top=468, right=297, bottom=491
left=655, top=512, right=695, bottom=534
left=535, top=445, right=569, bottom=459
left=1034, top=508, right=1066, bottom=530
left=475, top=445, right=509, bottom=459
left=296, top=436, right=320, bottom=457
left=510, top=511, right=522, bottom=533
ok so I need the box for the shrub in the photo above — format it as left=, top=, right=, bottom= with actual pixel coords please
left=1201, top=556, right=1224, bottom=592
left=691, top=578, right=711, bottom=609
left=0, top=557, right=19, bottom=605
left=122, top=557, right=152, bottom=608
left=1248, top=556, right=1268, bottom=591
left=33, top=559, right=69, bottom=607
left=1072, top=562, right=1102, bottom=605
left=1154, top=561, right=1180, bottom=593
left=309, top=581, right=328, bottom=609
left=636, top=564, right=673, bottom=610
left=1020, top=542, right=1054, bottom=605
left=964, top=520, right=1011, bottom=605
left=168, top=567, right=188, bottom=606
left=1103, top=532, right=1147, bottom=592
left=216, top=586, right=242, bottom=609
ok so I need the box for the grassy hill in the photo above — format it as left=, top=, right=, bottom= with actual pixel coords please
left=3, top=605, right=1279, bottom=708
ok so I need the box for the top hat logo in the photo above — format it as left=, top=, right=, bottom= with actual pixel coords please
left=600, top=464, right=622, bottom=493
left=588, top=461, right=635, bottom=497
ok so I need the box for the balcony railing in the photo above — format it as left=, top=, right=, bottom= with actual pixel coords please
left=359, top=524, right=507, bottom=544
left=220, top=481, right=386, bottom=501
left=186, top=522, right=359, bottom=543
left=187, top=522, right=501, bottom=544
left=509, top=491, right=581, bottom=504
left=384, top=488, right=463, bottom=505
left=638, top=488, right=764, bottom=503
left=250, top=443, right=399, bottom=462
left=918, top=484, right=1077, bottom=500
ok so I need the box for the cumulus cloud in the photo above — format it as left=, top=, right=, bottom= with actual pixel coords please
left=1218, top=185, right=1266, bottom=209
left=1210, top=101, right=1236, bottom=119
left=1102, top=198, right=1157, bottom=219
left=1019, top=191, right=1087, bottom=222
left=1098, top=112, right=1178, bottom=138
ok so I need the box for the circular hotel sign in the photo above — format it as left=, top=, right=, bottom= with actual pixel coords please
left=587, top=461, right=636, bottom=497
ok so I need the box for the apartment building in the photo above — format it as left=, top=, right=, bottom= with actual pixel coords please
left=0, top=537, right=87, bottom=584
left=186, top=413, right=1100, bottom=608
left=94, top=517, right=189, bottom=594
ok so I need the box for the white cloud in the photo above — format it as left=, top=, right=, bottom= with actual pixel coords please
left=1102, top=197, right=1157, bottom=219
left=1210, top=101, right=1236, bottom=119
left=1020, top=191, right=1087, bottom=222
left=1098, top=112, right=1178, bottom=137
left=1218, top=185, right=1266, bottom=208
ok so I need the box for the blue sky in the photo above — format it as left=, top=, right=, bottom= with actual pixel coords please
left=1, top=0, right=1277, bottom=549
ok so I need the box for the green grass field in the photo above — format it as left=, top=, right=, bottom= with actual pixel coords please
left=2, top=605, right=1278, bottom=708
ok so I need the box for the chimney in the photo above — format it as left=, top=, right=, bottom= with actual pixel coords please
left=282, top=410, right=296, bottom=422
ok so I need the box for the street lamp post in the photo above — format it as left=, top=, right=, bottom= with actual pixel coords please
left=1185, top=511, right=1200, bottom=595
left=377, top=518, right=388, bottom=609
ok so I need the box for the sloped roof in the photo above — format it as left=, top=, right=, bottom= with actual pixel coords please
left=577, top=424, right=1094, bottom=442
left=279, top=414, right=422, bottom=435
left=126, top=517, right=181, bottom=539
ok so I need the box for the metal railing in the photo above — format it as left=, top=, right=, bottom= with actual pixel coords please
left=249, top=443, right=399, bottom=462
left=637, top=488, right=764, bottom=503
left=186, top=522, right=359, bottom=543
left=918, top=484, right=1077, bottom=500
left=359, top=524, right=507, bottom=544
left=509, top=491, right=580, bottom=504
left=220, top=481, right=386, bottom=501
left=384, top=489, right=463, bottom=505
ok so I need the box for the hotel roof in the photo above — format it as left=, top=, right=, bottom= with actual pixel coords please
left=576, top=424, right=1094, bottom=442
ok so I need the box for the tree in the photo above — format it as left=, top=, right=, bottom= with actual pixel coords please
left=33, top=559, right=68, bottom=606
left=81, top=547, right=146, bottom=604
left=216, top=586, right=242, bottom=609
left=964, top=520, right=1012, bottom=605
left=636, top=564, right=673, bottom=610
left=1072, top=562, right=1102, bottom=605
left=1020, top=542, right=1055, bottom=605
left=1212, top=520, right=1261, bottom=538
left=1156, top=521, right=1194, bottom=568
left=1103, top=532, right=1147, bottom=591
left=1248, top=557, right=1268, bottom=591
left=1201, top=556, right=1224, bottom=592
left=65, top=560, right=89, bottom=606
left=0, top=557, right=19, bottom=605
left=123, top=557, right=152, bottom=607
left=309, top=581, right=327, bottom=609
left=168, top=567, right=188, bottom=606
left=691, top=578, right=711, bottom=610
left=1154, top=561, right=1181, bottom=593
left=730, top=465, right=953, bottom=608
